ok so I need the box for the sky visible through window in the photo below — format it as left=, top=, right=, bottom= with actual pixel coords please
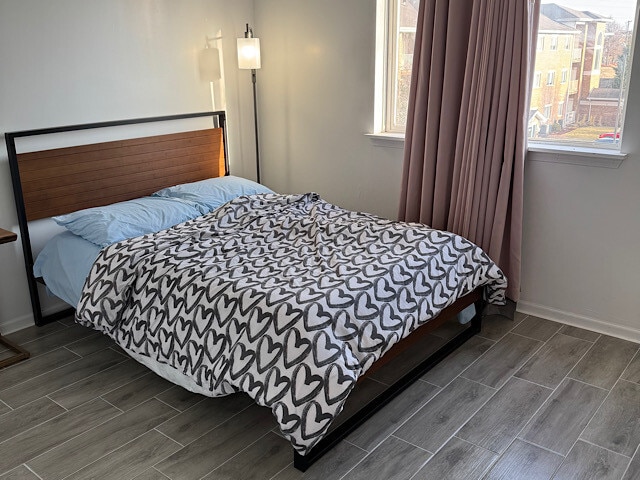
left=545, top=0, right=636, bottom=25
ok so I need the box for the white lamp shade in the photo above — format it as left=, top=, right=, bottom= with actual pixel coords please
left=199, top=47, right=221, bottom=81
left=237, top=37, right=261, bottom=69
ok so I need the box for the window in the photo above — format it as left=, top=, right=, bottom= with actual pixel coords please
left=528, top=0, right=638, bottom=151
left=546, top=71, right=556, bottom=86
left=377, top=0, right=638, bottom=154
left=384, top=0, right=419, bottom=133
left=534, top=72, right=542, bottom=88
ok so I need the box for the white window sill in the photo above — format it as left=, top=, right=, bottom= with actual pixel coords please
left=365, top=132, right=405, bottom=148
left=367, top=134, right=627, bottom=168
left=527, top=143, right=626, bottom=169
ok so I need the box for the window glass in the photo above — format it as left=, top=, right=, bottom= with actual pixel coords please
left=534, top=72, right=542, bottom=88
left=547, top=71, right=556, bottom=85
left=382, top=0, right=638, bottom=150
left=528, top=1, right=638, bottom=149
left=387, top=0, right=419, bottom=132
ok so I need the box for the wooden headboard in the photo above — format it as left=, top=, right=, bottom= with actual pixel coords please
left=16, top=128, right=225, bottom=221
left=5, top=111, right=228, bottom=325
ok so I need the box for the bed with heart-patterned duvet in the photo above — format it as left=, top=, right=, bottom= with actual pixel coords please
left=76, top=192, right=507, bottom=455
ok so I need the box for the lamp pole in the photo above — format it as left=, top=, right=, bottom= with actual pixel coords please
left=239, top=23, right=261, bottom=184
left=247, top=26, right=261, bottom=184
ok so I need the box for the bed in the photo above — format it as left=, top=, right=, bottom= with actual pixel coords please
left=6, top=112, right=507, bottom=471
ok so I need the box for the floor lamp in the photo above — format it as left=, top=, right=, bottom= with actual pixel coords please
left=237, top=24, right=262, bottom=183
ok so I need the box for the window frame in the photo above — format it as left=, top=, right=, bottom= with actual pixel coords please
left=528, top=2, right=640, bottom=158
left=534, top=71, right=542, bottom=88
left=546, top=70, right=556, bottom=86
left=371, top=0, right=635, bottom=164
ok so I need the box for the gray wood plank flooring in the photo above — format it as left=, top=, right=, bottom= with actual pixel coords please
left=411, top=436, right=497, bottom=479
left=346, top=380, right=440, bottom=451
left=511, top=316, right=562, bottom=342
left=621, top=351, right=640, bottom=384
left=520, top=378, right=608, bottom=455
left=483, top=439, right=563, bottom=480
left=515, top=333, right=592, bottom=388
left=0, top=400, right=9, bottom=417
left=0, top=314, right=638, bottom=479
left=0, top=465, right=40, bottom=480
left=393, top=377, right=496, bottom=452
left=457, top=377, right=552, bottom=454
left=342, top=436, right=429, bottom=480
left=568, top=335, right=639, bottom=389
left=461, top=333, right=542, bottom=388
left=580, top=380, right=640, bottom=457
left=553, top=440, right=630, bottom=480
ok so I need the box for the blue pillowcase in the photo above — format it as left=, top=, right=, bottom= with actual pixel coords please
left=53, top=196, right=203, bottom=247
left=153, top=175, right=273, bottom=214
left=52, top=176, right=272, bottom=247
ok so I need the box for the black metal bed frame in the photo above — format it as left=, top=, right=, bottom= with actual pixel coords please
left=5, top=111, right=228, bottom=326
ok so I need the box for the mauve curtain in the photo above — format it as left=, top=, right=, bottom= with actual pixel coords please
left=399, top=0, right=540, bottom=301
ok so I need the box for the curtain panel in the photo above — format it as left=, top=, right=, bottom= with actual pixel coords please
left=399, top=0, right=540, bottom=301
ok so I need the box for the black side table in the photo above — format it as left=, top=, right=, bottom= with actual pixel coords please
left=0, top=228, right=30, bottom=368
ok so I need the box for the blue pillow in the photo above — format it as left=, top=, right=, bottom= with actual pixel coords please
left=153, top=175, right=273, bottom=213
left=53, top=197, right=203, bottom=247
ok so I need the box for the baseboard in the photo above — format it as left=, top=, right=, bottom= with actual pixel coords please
left=1, top=304, right=72, bottom=335
left=518, top=301, right=640, bottom=343
left=1, top=312, right=35, bottom=335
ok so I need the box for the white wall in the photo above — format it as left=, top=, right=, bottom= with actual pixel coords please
left=519, top=34, right=640, bottom=339
left=0, top=0, right=256, bottom=333
left=256, top=0, right=640, bottom=341
left=254, top=0, right=402, bottom=220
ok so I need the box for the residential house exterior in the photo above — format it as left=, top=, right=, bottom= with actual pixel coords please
left=529, top=14, right=578, bottom=136
left=529, top=3, right=614, bottom=138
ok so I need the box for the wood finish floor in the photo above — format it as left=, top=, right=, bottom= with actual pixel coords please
left=1, top=313, right=640, bottom=479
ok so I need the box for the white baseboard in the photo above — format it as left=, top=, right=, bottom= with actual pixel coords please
left=1, top=312, right=35, bottom=335
left=518, top=301, right=640, bottom=343
left=1, top=304, right=72, bottom=335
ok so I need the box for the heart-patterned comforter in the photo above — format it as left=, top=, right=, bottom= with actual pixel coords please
left=75, top=193, right=507, bottom=454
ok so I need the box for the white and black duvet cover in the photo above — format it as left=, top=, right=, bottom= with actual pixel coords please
left=76, top=193, right=507, bottom=454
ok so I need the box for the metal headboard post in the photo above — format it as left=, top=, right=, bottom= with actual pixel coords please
left=5, top=132, right=46, bottom=325
left=5, top=111, right=228, bottom=326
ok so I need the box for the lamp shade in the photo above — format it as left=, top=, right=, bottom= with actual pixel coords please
left=199, top=47, right=221, bottom=81
left=237, top=37, right=261, bottom=69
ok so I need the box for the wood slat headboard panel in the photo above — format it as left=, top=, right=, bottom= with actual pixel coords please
left=16, top=127, right=225, bottom=220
